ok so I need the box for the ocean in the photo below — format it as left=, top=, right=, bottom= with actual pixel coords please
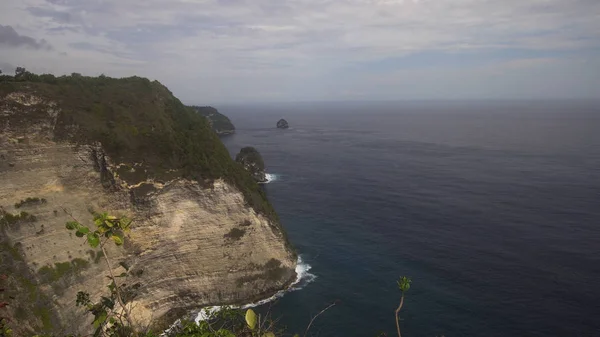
left=217, top=101, right=600, bottom=337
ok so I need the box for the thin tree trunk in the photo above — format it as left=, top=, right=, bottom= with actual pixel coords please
left=101, top=242, right=135, bottom=332
left=395, top=294, right=405, bottom=337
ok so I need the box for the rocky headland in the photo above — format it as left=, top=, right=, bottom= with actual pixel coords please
left=0, top=73, right=296, bottom=336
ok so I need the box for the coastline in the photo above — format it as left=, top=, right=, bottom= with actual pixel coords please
left=160, top=255, right=314, bottom=333
left=195, top=255, right=315, bottom=320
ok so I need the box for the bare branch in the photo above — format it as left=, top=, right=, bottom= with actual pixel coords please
left=304, top=301, right=337, bottom=337
left=395, top=294, right=405, bottom=337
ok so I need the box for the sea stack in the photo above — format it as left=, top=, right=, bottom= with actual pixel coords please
left=277, top=118, right=289, bottom=129
left=236, top=146, right=267, bottom=183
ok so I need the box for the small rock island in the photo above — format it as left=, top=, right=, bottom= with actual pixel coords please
left=236, top=147, right=267, bottom=183
left=277, top=118, right=289, bottom=129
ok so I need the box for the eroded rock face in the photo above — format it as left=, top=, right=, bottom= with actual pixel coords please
left=276, top=119, right=289, bottom=129
left=236, top=147, right=267, bottom=183
left=0, top=92, right=296, bottom=336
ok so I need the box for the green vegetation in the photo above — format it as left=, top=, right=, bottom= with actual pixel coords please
left=1, top=235, right=57, bottom=335
left=37, top=258, right=90, bottom=284
left=66, top=212, right=139, bottom=335
left=0, top=210, right=37, bottom=228
left=223, top=228, right=246, bottom=241
left=33, top=307, right=53, bottom=332
left=236, top=147, right=265, bottom=171
left=0, top=243, right=22, bottom=261
left=235, top=147, right=268, bottom=183
left=14, top=197, right=47, bottom=208
left=189, top=106, right=235, bottom=135
left=0, top=71, right=277, bottom=222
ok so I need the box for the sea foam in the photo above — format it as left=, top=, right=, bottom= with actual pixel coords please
left=194, top=255, right=316, bottom=323
left=261, top=173, right=278, bottom=184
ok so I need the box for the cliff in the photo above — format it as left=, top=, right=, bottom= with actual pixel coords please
left=0, top=74, right=296, bottom=336
left=236, top=147, right=267, bottom=183
left=189, top=106, right=235, bottom=136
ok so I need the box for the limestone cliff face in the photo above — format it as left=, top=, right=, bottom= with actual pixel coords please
left=0, top=89, right=296, bottom=335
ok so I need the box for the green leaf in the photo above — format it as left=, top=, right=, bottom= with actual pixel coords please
left=122, top=218, right=132, bottom=230
left=262, top=333, right=275, bottom=337
left=245, top=309, right=257, bottom=330
left=101, top=296, right=115, bottom=310
left=112, top=234, right=124, bottom=246
left=92, top=310, right=107, bottom=329
left=76, top=226, right=90, bottom=237
left=107, top=281, right=116, bottom=292
left=65, top=221, right=79, bottom=230
left=104, top=220, right=114, bottom=228
left=219, top=331, right=236, bottom=337
left=397, top=276, right=412, bottom=292
left=87, top=232, right=100, bottom=248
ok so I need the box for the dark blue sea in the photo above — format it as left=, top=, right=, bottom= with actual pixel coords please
left=218, top=101, right=600, bottom=337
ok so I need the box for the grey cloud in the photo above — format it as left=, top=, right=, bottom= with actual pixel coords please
left=28, top=6, right=73, bottom=23
left=0, top=61, right=15, bottom=74
left=44, top=0, right=114, bottom=12
left=3, top=0, right=600, bottom=102
left=68, top=41, right=142, bottom=61
left=105, top=24, right=197, bottom=45
left=0, top=25, right=52, bottom=50
left=69, top=42, right=96, bottom=50
left=47, top=26, right=80, bottom=34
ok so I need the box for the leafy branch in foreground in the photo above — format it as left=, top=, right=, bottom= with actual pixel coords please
left=65, top=210, right=137, bottom=336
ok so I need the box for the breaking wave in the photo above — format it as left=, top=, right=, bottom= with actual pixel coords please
left=194, top=255, right=316, bottom=323
left=262, top=173, right=278, bottom=184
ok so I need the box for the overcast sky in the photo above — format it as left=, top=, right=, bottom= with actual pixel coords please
left=1, top=0, right=599, bottom=104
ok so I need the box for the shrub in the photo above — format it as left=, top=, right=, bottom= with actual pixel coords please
left=14, top=197, right=47, bottom=209
left=223, top=228, right=246, bottom=241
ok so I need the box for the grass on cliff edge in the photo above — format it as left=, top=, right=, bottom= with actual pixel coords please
left=0, top=72, right=277, bottom=223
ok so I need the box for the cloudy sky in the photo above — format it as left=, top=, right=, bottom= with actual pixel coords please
left=1, top=0, right=599, bottom=104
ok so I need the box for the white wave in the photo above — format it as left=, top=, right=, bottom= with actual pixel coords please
left=193, top=255, right=316, bottom=323
left=261, top=173, right=278, bottom=184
